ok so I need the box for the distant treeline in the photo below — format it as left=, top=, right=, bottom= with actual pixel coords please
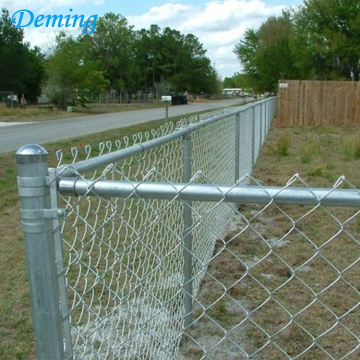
left=0, top=9, right=221, bottom=107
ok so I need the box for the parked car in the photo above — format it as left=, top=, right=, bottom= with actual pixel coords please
left=3, top=96, right=18, bottom=108
left=171, top=95, right=188, bottom=106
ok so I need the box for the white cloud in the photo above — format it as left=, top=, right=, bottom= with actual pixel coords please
left=178, top=0, right=269, bottom=31
left=23, top=27, right=81, bottom=52
left=5, top=3, right=100, bottom=51
left=128, top=0, right=287, bottom=78
left=130, top=3, right=192, bottom=24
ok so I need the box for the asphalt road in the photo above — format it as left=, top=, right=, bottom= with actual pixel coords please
left=0, top=99, right=247, bottom=154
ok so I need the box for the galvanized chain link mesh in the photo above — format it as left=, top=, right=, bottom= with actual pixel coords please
left=238, top=108, right=254, bottom=179
left=56, top=124, right=186, bottom=359
left=56, top=169, right=360, bottom=359
left=179, top=174, right=360, bottom=360
left=49, top=98, right=360, bottom=359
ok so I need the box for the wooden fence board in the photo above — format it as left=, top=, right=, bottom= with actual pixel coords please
left=278, top=80, right=360, bottom=126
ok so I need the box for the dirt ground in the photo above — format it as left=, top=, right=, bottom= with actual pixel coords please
left=178, top=124, right=360, bottom=359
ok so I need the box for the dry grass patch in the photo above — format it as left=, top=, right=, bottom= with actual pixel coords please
left=180, top=125, right=360, bottom=359
left=0, top=117, right=176, bottom=360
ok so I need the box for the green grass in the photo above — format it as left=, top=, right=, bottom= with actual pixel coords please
left=276, top=132, right=291, bottom=157
left=341, top=134, right=360, bottom=160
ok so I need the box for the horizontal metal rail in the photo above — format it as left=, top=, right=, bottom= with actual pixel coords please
left=57, top=98, right=274, bottom=178
left=58, top=178, right=360, bottom=207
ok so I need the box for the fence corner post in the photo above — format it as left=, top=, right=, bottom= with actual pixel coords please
left=16, top=144, right=64, bottom=360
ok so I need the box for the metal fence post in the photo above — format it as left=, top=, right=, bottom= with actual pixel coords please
left=259, top=102, right=263, bottom=148
left=235, top=112, right=240, bottom=182
left=16, top=144, right=65, bottom=360
left=251, top=106, right=256, bottom=169
left=261, top=103, right=264, bottom=148
left=182, top=132, right=193, bottom=327
left=265, top=100, right=268, bottom=133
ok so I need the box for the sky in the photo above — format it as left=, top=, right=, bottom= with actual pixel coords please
left=3, top=0, right=303, bottom=79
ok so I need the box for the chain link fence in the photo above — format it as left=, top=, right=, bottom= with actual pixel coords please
left=16, top=97, right=360, bottom=359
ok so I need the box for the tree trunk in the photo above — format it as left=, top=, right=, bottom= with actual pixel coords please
left=353, top=67, right=359, bottom=81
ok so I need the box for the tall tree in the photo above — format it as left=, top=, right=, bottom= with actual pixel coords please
left=0, top=8, right=45, bottom=102
left=135, top=26, right=218, bottom=95
left=233, top=0, right=360, bottom=87
left=46, top=33, right=109, bottom=108
left=80, top=13, right=136, bottom=98
left=234, top=29, right=260, bottom=80
left=223, top=73, right=253, bottom=90
left=234, top=14, right=298, bottom=92
left=134, top=25, right=163, bottom=97
left=257, top=14, right=299, bottom=90
left=294, top=0, right=360, bottom=81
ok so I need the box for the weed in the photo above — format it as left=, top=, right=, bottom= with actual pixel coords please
left=208, top=300, right=227, bottom=322
left=341, top=135, right=360, bottom=160
left=299, top=148, right=313, bottom=164
left=298, top=135, right=318, bottom=164
left=276, top=133, right=291, bottom=157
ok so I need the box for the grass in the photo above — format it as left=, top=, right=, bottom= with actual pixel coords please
left=273, top=132, right=292, bottom=157
left=2, top=115, right=360, bottom=359
left=0, top=115, right=181, bottom=360
left=0, top=101, right=165, bottom=122
left=341, top=135, right=360, bottom=161
left=0, top=103, right=233, bottom=360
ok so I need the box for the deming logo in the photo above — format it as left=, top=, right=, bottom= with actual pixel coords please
left=12, top=9, right=98, bottom=34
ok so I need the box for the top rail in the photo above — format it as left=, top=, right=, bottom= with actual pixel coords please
left=58, top=178, right=360, bottom=207
left=56, top=98, right=276, bottom=178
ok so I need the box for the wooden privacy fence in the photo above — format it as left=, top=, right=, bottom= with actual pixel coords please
left=277, top=80, right=360, bottom=126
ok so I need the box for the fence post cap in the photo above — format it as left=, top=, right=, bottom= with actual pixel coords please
left=16, top=144, right=48, bottom=164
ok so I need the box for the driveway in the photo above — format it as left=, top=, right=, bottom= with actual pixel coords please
left=0, top=99, right=247, bottom=154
